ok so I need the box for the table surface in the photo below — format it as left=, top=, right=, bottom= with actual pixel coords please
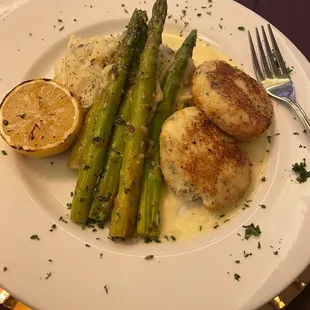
left=0, top=0, right=309, bottom=309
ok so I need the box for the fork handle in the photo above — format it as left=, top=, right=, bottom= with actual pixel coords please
left=282, top=98, right=310, bottom=136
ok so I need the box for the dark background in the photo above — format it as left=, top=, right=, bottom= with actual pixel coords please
left=236, top=0, right=310, bottom=309
left=1, top=0, right=310, bottom=310
left=236, top=0, right=310, bottom=61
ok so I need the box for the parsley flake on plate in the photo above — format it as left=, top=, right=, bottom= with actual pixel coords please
left=30, top=234, right=40, bottom=240
left=292, top=159, right=310, bottom=183
left=243, top=223, right=261, bottom=240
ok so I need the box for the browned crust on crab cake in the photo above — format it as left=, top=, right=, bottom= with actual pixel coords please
left=160, top=106, right=251, bottom=208
left=192, top=60, right=273, bottom=141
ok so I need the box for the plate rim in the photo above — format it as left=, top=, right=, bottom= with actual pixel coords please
left=0, top=0, right=310, bottom=309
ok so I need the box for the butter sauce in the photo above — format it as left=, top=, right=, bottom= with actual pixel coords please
left=159, top=31, right=268, bottom=239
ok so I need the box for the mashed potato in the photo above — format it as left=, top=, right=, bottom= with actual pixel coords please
left=54, top=35, right=122, bottom=109
left=54, top=35, right=194, bottom=110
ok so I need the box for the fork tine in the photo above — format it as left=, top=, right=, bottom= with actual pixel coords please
left=248, top=31, right=264, bottom=81
left=261, top=26, right=281, bottom=77
left=255, top=27, right=273, bottom=78
left=267, top=24, right=289, bottom=76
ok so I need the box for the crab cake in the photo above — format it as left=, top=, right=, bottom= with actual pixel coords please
left=192, top=60, right=273, bottom=141
left=160, top=107, right=251, bottom=208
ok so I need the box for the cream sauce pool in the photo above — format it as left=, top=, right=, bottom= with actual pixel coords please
left=159, top=31, right=269, bottom=240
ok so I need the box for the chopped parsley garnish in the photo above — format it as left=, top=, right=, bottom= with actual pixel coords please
left=261, top=176, right=266, bottom=182
left=145, top=255, right=154, bottom=260
left=238, top=26, right=245, bottom=31
left=213, top=224, right=219, bottom=229
left=219, top=213, right=225, bottom=218
left=273, top=251, right=279, bottom=255
left=260, top=204, right=266, bottom=209
left=144, top=236, right=152, bottom=244
left=45, top=271, right=52, bottom=280
left=30, top=234, right=40, bottom=240
left=49, top=224, right=57, bottom=232
left=104, top=284, right=109, bottom=294
left=199, top=225, right=202, bottom=231
left=292, top=159, right=310, bottom=183
left=59, top=216, right=68, bottom=223
left=267, top=136, right=272, bottom=143
left=287, top=66, right=293, bottom=74
left=243, top=223, right=261, bottom=240
left=3, top=267, right=7, bottom=272
left=243, top=251, right=252, bottom=258
left=20, top=113, right=26, bottom=119
left=171, top=235, right=176, bottom=241
left=1, top=150, right=7, bottom=156
left=66, top=203, right=72, bottom=209
left=243, top=203, right=250, bottom=210
left=234, top=273, right=241, bottom=281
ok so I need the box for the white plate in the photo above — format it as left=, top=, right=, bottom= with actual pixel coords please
left=0, top=0, right=310, bottom=309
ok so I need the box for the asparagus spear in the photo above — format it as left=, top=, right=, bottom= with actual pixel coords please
left=109, top=0, right=168, bottom=238
left=88, top=26, right=148, bottom=223
left=67, top=96, right=101, bottom=170
left=70, top=10, right=148, bottom=223
left=137, top=30, right=197, bottom=237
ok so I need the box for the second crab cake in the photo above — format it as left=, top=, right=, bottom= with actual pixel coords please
left=192, top=60, right=273, bottom=141
left=160, top=106, right=251, bottom=209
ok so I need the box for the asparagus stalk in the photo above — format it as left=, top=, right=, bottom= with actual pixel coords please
left=88, top=26, right=148, bottom=223
left=67, top=96, right=101, bottom=170
left=109, top=0, right=168, bottom=238
left=137, top=30, right=197, bottom=237
left=70, top=10, right=148, bottom=223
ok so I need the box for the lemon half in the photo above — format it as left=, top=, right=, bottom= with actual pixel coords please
left=0, top=79, right=83, bottom=157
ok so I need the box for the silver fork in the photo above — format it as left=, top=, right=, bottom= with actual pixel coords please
left=248, top=24, right=310, bottom=135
